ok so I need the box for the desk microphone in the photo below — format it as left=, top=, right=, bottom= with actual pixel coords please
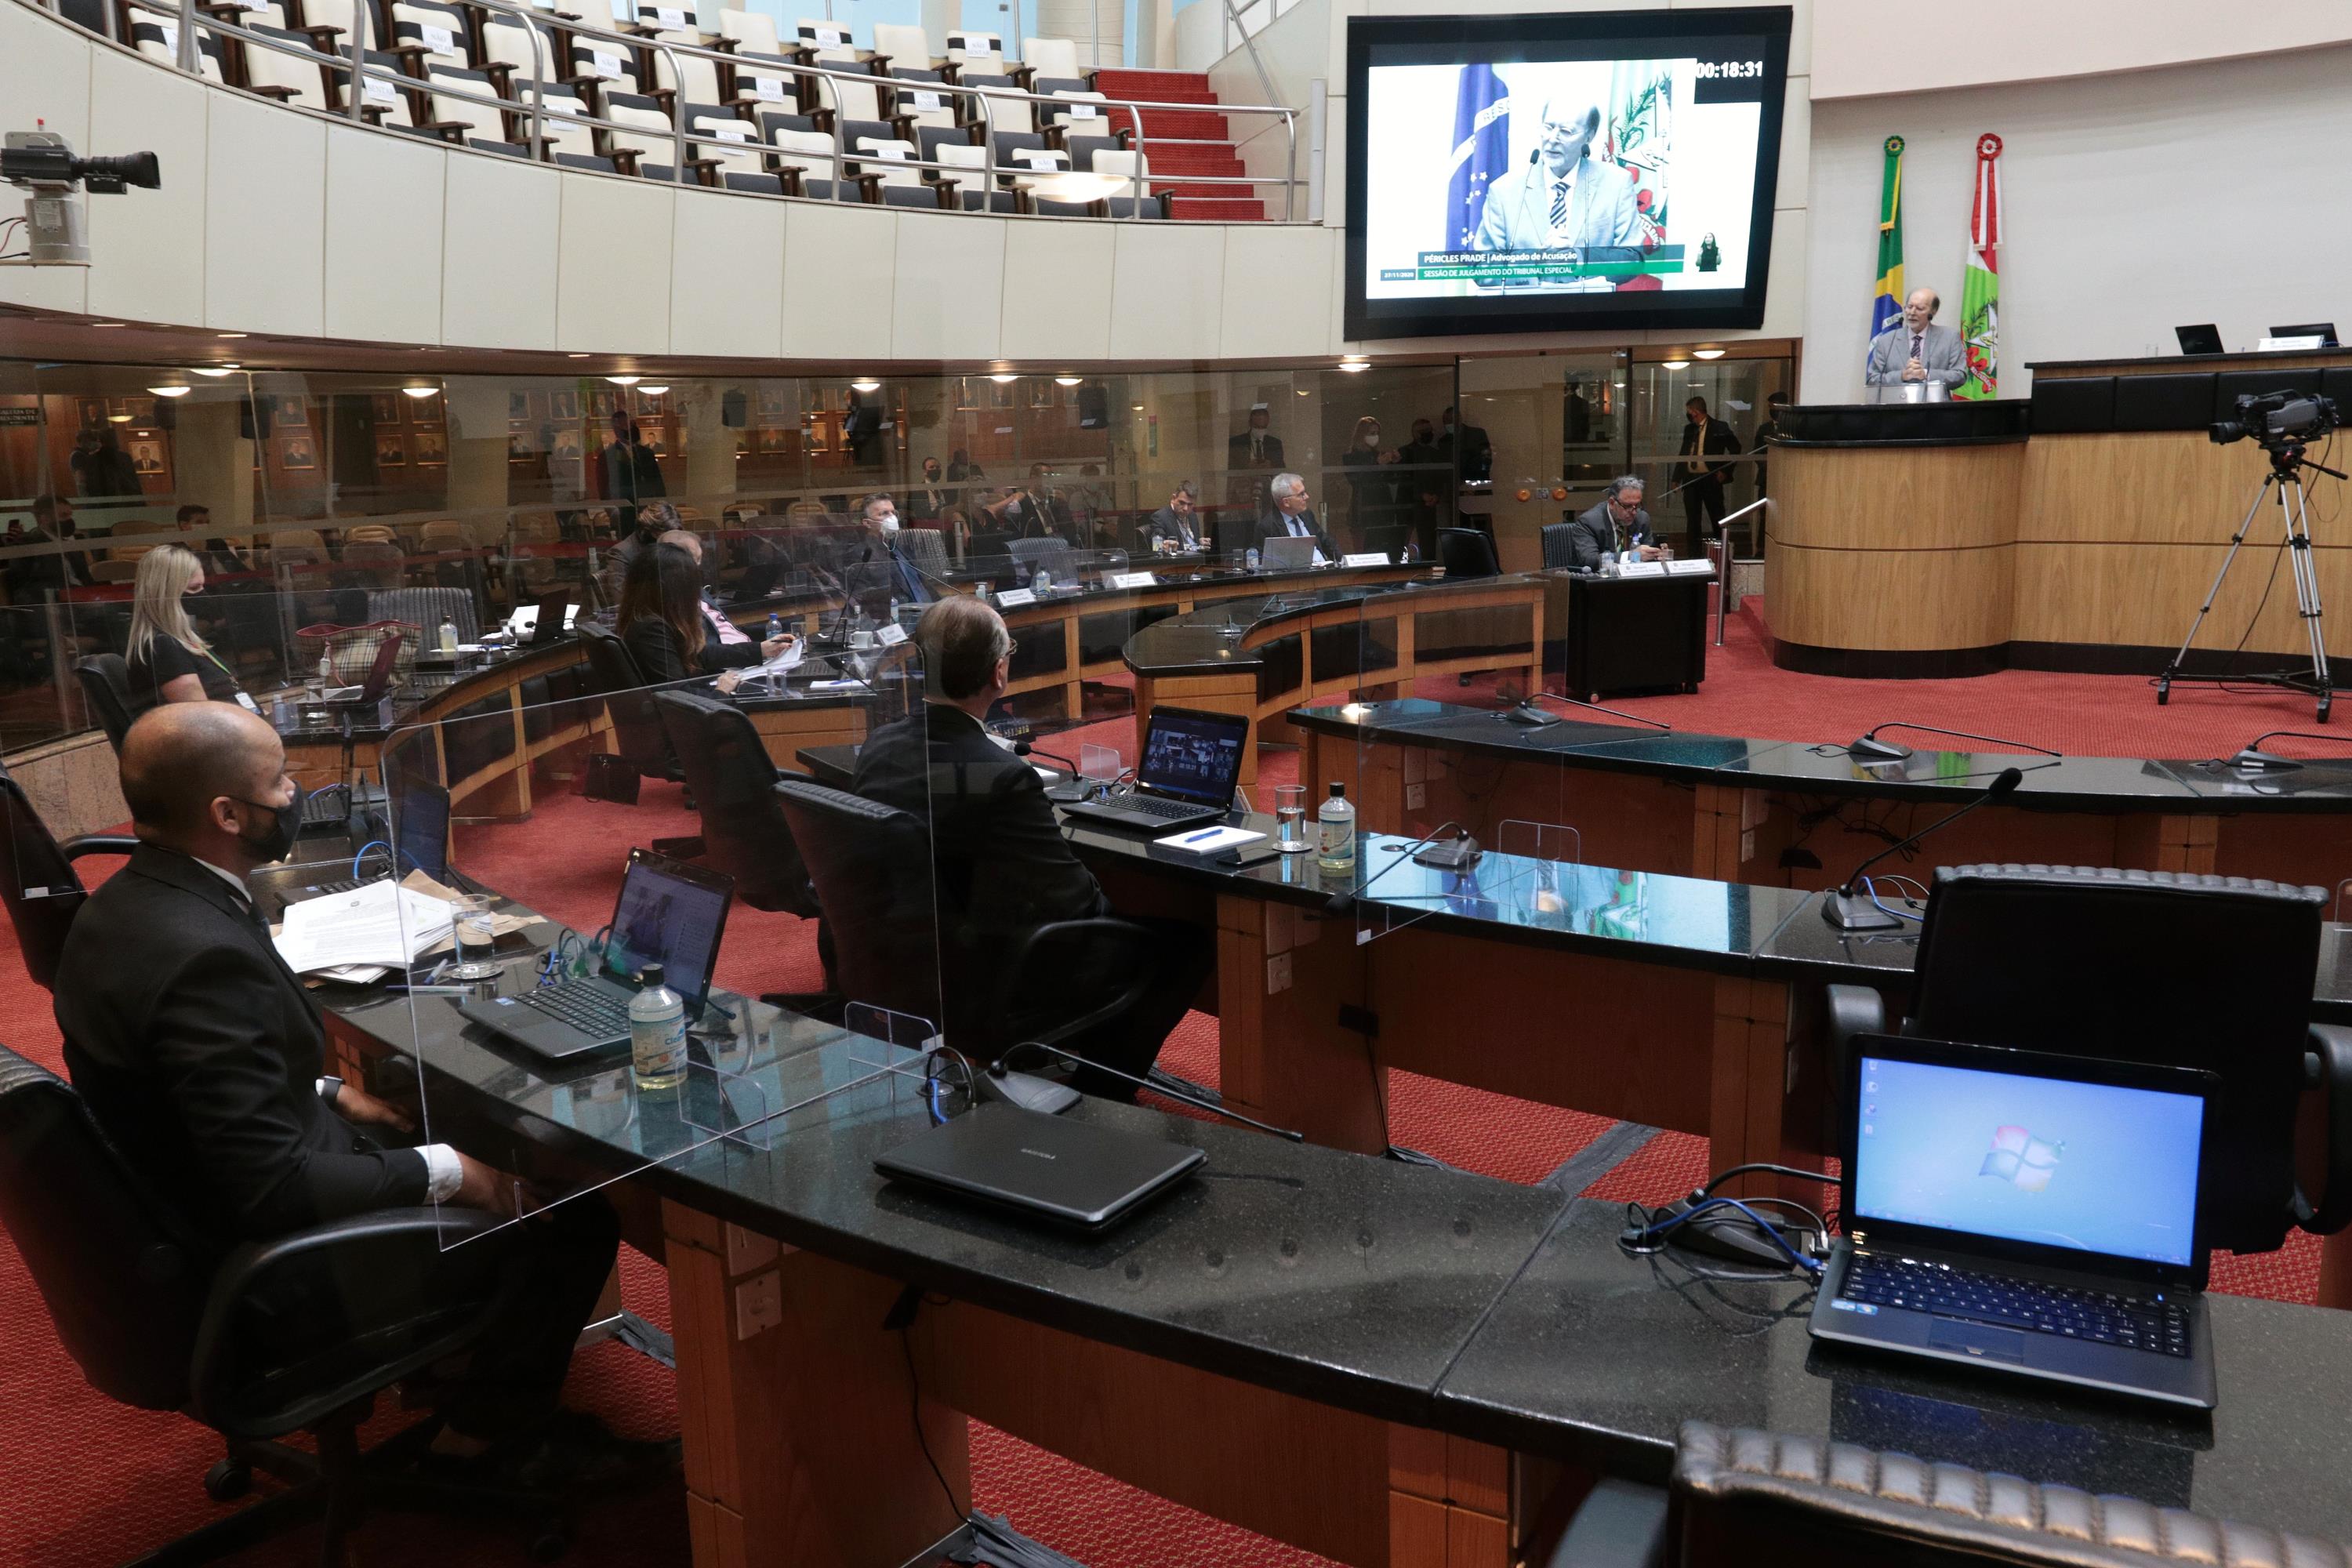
left=983, top=1040, right=1305, bottom=1140
left=1503, top=691, right=1671, bottom=731
left=1323, top=821, right=1475, bottom=918
left=2222, top=730, right=2352, bottom=772
left=1820, top=767, right=2024, bottom=931
left=1846, top=720, right=2063, bottom=764
left=1011, top=737, right=1093, bottom=803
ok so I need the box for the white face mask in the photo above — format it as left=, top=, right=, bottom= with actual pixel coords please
left=1363, top=432, right=1380, bottom=448
left=876, top=514, right=899, bottom=533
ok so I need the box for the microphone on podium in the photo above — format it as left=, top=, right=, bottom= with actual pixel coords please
left=1820, top=767, right=2024, bottom=931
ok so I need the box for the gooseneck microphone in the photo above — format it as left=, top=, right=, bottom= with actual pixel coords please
left=1846, top=720, right=2063, bottom=764
left=985, top=1040, right=1305, bottom=1140
left=1323, top=820, right=1475, bottom=918
left=1011, top=737, right=1093, bottom=804
left=1503, top=690, right=1671, bottom=731
left=1820, top=768, right=2025, bottom=931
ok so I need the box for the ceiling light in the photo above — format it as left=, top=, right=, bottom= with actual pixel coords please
left=402, top=386, right=440, bottom=400
left=191, top=366, right=237, bottom=377
left=1131, top=403, right=1144, bottom=411
left=989, top=373, right=1019, bottom=384
left=1661, top=359, right=1690, bottom=370
left=1295, top=388, right=1310, bottom=396
left=1337, top=361, right=1370, bottom=373
left=1693, top=348, right=1726, bottom=361
left=637, top=384, right=669, bottom=396
left=216, top=332, right=248, bottom=339
left=91, top=321, right=125, bottom=328
left=850, top=379, right=881, bottom=393
left=605, top=374, right=641, bottom=386
left=568, top=353, right=590, bottom=359
left=148, top=385, right=191, bottom=397
left=1054, top=376, right=1083, bottom=387
left=107, top=413, right=133, bottom=423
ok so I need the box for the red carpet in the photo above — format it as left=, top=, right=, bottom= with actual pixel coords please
left=0, top=618, right=2333, bottom=1567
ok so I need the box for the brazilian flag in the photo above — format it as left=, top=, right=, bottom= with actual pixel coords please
left=1869, top=136, right=1904, bottom=347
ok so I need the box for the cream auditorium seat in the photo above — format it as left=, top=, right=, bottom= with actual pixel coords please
left=942, top=27, right=1003, bottom=78
left=1092, top=147, right=1165, bottom=219
left=329, top=48, right=427, bottom=130
left=849, top=135, right=936, bottom=208
left=568, top=33, right=645, bottom=100
left=388, top=0, right=473, bottom=73
left=681, top=103, right=776, bottom=191
left=763, top=121, right=841, bottom=198
left=1041, top=87, right=1107, bottom=132
left=1021, top=35, right=1081, bottom=83
left=131, top=16, right=228, bottom=81
left=717, top=6, right=782, bottom=54
left=513, top=80, right=611, bottom=169
left=423, top=62, right=515, bottom=145
left=603, top=90, right=688, bottom=179
left=870, top=21, right=940, bottom=78
left=475, top=9, right=561, bottom=93
left=294, top=0, right=376, bottom=51
left=238, top=24, right=336, bottom=108
left=646, top=28, right=725, bottom=108
left=890, top=78, right=959, bottom=136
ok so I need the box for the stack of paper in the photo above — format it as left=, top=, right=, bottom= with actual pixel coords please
left=274, top=880, right=462, bottom=978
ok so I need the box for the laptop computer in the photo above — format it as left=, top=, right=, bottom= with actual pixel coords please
left=1809, top=1035, right=2219, bottom=1410
left=2174, top=324, right=2223, bottom=356
left=1058, top=706, right=1248, bottom=834
left=520, top=589, right=573, bottom=647
left=2267, top=321, right=2339, bottom=347
left=320, top=633, right=405, bottom=705
left=256, top=777, right=461, bottom=920
left=456, top=848, right=735, bottom=1060
left=874, top=1102, right=1206, bottom=1229
left=1261, top=534, right=1319, bottom=570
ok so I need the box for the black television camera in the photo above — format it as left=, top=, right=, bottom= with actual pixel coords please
left=2, top=131, right=160, bottom=267
left=2210, top=389, right=2338, bottom=449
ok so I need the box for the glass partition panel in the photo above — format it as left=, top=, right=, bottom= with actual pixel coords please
left=363, top=599, right=942, bottom=1245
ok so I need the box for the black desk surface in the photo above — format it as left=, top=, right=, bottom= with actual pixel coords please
left=329, top=916, right=2352, bottom=1542
left=1120, top=574, right=1530, bottom=680
left=1291, top=697, right=2352, bottom=816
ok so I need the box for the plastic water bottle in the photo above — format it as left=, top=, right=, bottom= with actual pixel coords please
left=766, top=612, right=784, bottom=642
left=629, top=963, right=686, bottom=1093
left=1034, top=568, right=1051, bottom=593
left=438, top=615, right=459, bottom=654
left=1317, top=782, right=1356, bottom=874
left=316, top=650, right=333, bottom=687
left=1245, top=548, right=1260, bottom=572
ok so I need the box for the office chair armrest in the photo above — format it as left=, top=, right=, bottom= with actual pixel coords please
left=1823, top=983, right=1886, bottom=1059
left=2300, top=1024, right=2352, bottom=1235
left=1542, top=1479, right=1668, bottom=1568
left=992, top=916, right=1159, bottom=1051
left=191, top=1206, right=515, bottom=1432
left=61, top=833, right=140, bottom=861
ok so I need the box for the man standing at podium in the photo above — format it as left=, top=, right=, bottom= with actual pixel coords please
left=1866, top=288, right=1966, bottom=391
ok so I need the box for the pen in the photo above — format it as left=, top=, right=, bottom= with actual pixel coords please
left=1179, top=828, right=1224, bottom=844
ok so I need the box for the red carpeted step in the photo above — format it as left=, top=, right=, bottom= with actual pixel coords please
left=1102, top=106, right=1232, bottom=140
left=1167, top=195, right=1265, bottom=220
left=1092, top=67, right=1214, bottom=98
left=1138, top=143, right=1246, bottom=176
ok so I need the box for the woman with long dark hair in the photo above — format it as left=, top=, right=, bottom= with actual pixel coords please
left=616, top=541, right=789, bottom=691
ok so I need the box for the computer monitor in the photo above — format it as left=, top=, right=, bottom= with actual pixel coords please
left=389, top=778, right=450, bottom=883
left=2173, top=324, right=2223, bottom=356
left=602, top=847, right=733, bottom=1011
left=1135, top=706, right=1250, bottom=807
left=2267, top=321, right=2339, bottom=347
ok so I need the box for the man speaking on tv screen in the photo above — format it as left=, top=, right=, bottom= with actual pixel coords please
left=1472, top=99, right=1641, bottom=289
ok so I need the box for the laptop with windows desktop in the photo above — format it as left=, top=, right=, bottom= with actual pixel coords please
left=1058, top=706, right=1248, bottom=834
left=1809, top=1035, right=2220, bottom=1410
left=456, top=848, right=735, bottom=1060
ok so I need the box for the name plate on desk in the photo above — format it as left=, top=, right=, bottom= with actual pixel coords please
left=875, top=622, right=908, bottom=647
left=1111, top=571, right=1158, bottom=589
left=1664, top=558, right=1716, bottom=576
left=996, top=588, right=1037, bottom=607
left=1341, top=551, right=1391, bottom=568
left=1616, top=561, right=1668, bottom=579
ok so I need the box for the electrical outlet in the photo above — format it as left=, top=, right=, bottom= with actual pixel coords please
left=734, top=1270, right=782, bottom=1339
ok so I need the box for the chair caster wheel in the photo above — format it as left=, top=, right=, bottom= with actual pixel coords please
left=528, top=1519, right=574, bottom=1562
left=2320, top=695, right=2333, bottom=723
left=2155, top=679, right=2170, bottom=706
left=203, top=1458, right=253, bottom=1502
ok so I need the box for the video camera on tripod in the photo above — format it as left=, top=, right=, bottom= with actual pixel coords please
left=2210, top=389, right=2339, bottom=450
left=2, top=129, right=162, bottom=267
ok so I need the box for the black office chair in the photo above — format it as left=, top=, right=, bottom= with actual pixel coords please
left=772, top=779, right=1162, bottom=1066
left=1668, top=1420, right=2347, bottom=1568
left=1824, top=864, right=2352, bottom=1254
left=0, top=1044, right=565, bottom=1565
left=1540, top=522, right=1581, bottom=571
left=75, top=653, right=138, bottom=750
left=575, top=623, right=702, bottom=862
left=0, top=760, right=136, bottom=993
left=1438, top=527, right=1501, bottom=578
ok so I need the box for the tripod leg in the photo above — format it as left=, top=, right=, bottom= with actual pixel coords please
left=2285, top=478, right=2333, bottom=717
left=2165, top=474, right=2278, bottom=684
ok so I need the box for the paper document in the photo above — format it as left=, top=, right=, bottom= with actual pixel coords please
left=1153, top=824, right=1265, bottom=854
left=274, top=880, right=459, bottom=975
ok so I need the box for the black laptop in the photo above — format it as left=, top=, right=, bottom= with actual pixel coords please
left=521, top=589, right=573, bottom=646
left=1058, top=706, right=1248, bottom=834
left=254, top=777, right=459, bottom=920
left=874, top=1102, right=1206, bottom=1229
left=456, top=848, right=735, bottom=1059
left=2267, top=321, right=2339, bottom=347
left=1809, top=1035, right=2219, bottom=1410
left=2173, top=324, right=2223, bottom=355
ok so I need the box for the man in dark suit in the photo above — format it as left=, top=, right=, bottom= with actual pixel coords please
left=1439, top=405, right=1492, bottom=482
left=1226, top=404, right=1284, bottom=512
left=1145, top=482, right=1205, bottom=552
left=851, top=597, right=1209, bottom=1095
left=600, top=413, right=663, bottom=534
left=911, top=456, right=953, bottom=521
left=53, top=704, right=641, bottom=1485
left=1254, top=472, right=1334, bottom=561
left=1560, top=476, right=1663, bottom=570
left=1675, top=395, right=1741, bottom=553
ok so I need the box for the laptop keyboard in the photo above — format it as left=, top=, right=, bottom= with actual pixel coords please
left=518, top=982, right=632, bottom=1040
left=1118, top=794, right=1214, bottom=819
left=1841, top=1251, right=2191, bottom=1357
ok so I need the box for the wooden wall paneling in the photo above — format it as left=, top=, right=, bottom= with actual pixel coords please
left=1774, top=445, right=2024, bottom=552
left=1214, top=891, right=1387, bottom=1152
left=2009, top=539, right=2352, bottom=659
left=1769, top=540, right=2016, bottom=651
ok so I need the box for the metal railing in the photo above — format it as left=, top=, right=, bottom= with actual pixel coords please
left=1711, top=495, right=1769, bottom=647
left=96, top=0, right=1303, bottom=219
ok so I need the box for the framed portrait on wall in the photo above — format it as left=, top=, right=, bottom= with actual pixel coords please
left=550, top=389, right=579, bottom=420
left=412, top=430, right=448, bottom=465
left=126, top=437, right=169, bottom=477
left=1028, top=379, right=1058, bottom=410
left=635, top=388, right=667, bottom=418
left=113, top=396, right=158, bottom=426
left=755, top=425, right=791, bottom=453
left=76, top=397, right=107, bottom=430
left=370, top=393, right=403, bottom=424
left=986, top=379, right=1015, bottom=410
left=376, top=433, right=406, bottom=467
left=278, top=434, right=318, bottom=470
left=551, top=427, right=583, bottom=462
left=757, top=387, right=789, bottom=423
left=589, top=387, right=617, bottom=418
left=509, top=391, right=532, bottom=421
left=406, top=391, right=443, bottom=426
left=272, top=394, right=308, bottom=428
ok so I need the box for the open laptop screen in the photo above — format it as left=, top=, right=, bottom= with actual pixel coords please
left=604, top=849, right=731, bottom=1007
left=1138, top=707, right=1248, bottom=807
left=391, top=780, right=449, bottom=883
left=1851, top=1052, right=2205, bottom=1268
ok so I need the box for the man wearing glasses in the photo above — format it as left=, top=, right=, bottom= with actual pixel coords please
left=1563, top=476, right=1663, bottom=570
left=1471, top=98, right=1641, bottom=290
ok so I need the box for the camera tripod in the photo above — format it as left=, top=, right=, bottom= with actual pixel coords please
left=2158, top=441, right=2347, bottom=721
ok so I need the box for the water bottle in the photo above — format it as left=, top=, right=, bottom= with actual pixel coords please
left=1033, top=568, right=1051, bottom=593
left=316, top=650, right=333, bottom=687
left=1317, top=782, right=1356, bottom=874
left=766, top=612, right=784, bottom=643
left=1245, top=548, right=1260, bottom=572
left=438, top=615, right=459, bottom=654
left=629, top=962, right=686, bottom=1093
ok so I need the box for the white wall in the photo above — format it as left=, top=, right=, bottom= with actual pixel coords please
left=1810, top=0, right=2352, bottom=100
left=1799, top=42, right=2352, bottom=402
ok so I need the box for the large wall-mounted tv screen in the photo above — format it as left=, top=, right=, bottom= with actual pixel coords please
left=1344, top=8, right=1793, bottom=342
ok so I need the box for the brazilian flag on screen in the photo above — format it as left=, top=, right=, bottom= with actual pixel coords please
left=1869, top=136, right=1905, bottom=346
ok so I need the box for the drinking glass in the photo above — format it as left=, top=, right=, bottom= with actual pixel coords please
left=445, top=892, right=502, bottom=981
left=1274, top=784, right=1310, bottom=854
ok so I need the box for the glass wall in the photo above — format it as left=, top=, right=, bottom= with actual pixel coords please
left=0, top=346, right=1791, bottom=750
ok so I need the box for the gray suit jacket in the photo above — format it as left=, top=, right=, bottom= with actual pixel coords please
left=1866, top=321, right=1966, bottom=387
left=1472, top=153, right=1642, bottom=254
left=1564, top=501, right=1655, bottom=571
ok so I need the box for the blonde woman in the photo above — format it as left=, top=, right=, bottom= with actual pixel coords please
left=126, top=544, right=252, bottom=712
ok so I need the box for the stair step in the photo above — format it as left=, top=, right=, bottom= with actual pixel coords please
left=1168, top=195, right=1265, bottom=221
left=1093, top=67, right=1213, bottom=95
left=1142, top=149, right=1245, bottom=174
left=1105, top=107, right=1231, bottom=140
left=1155, top=179, right=1258, bottom=198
